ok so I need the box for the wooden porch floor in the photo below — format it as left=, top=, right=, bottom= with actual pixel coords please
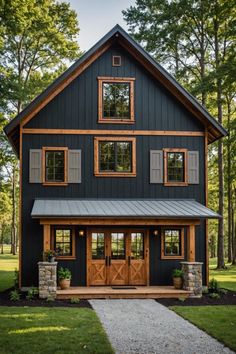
left=56, top=286, right=192, bottom=299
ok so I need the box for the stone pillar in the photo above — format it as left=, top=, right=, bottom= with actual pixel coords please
left=38, top=262, right=57, bottom=299
left=181, top=261, right=203, bottom=298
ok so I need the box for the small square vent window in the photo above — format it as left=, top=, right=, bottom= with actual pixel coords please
left=112, top=55, right=121, bottom=66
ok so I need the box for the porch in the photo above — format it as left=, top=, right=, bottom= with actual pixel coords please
left=56, top=285, right=192, bottom=299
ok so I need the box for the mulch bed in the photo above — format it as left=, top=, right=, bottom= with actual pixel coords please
left=157, top=290, right=236, bottom=307
left=0, top=288, right=92, bottom=308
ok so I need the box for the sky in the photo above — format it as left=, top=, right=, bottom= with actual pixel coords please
left=67, top=0, right=136, bottom=51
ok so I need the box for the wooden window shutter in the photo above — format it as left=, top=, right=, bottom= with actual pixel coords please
left=188, top=151, right=199, bottom=184
left=150, top=150, right=163, bottom=183
left=68, top=150, right=81, bottom=183
left=29, top=149, right=42, bottom=183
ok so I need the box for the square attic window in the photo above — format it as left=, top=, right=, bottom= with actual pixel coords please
left=112, top=55, right=121, bottom=66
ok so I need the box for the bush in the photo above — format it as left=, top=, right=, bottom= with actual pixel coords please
left=219, top=288, right=228, bottom=295
left=172, top=269, right=184, bottom=278
left=70, top=297, right=80, bottom=304
left=10, top=289, right=21, bottom=301
left=26, top=287, right=39, bottom=300
left=58, top=267, right=71, bottom=280
left=209, top=292, right=221, bottom=299
left=208, top=278, right=219, bottom=293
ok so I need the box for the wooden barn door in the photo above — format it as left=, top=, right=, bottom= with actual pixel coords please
left=87, top=231, right=107, bottom=286
left=128, top=231, right=148, bottom=285
left=108, top=232, right=128, bottom=285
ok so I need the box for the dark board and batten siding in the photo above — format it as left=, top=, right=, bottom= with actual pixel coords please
left=25, top=44, right=204, bottom=132
left=20, top=42, right=207, bottom=287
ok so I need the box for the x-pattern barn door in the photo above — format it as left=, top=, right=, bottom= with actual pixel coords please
left=87, top=229, right=148, bottom=286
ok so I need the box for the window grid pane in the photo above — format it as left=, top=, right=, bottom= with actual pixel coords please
left=103, top=83, right=130, bottom=119
left=111, top=233, right=125, bottom=259
left=45, top=151, right=65, bottom=182
left=92, top=233, right=105, bottom=259
left=99, top=141, right=132, bottom=173
left=164, top=229, right=181, bottom=256
left=167, top=152, right=184, bottom=182
left=131, top=233, right=144, bottom=259
left=55, top=229, right=72, bottom=256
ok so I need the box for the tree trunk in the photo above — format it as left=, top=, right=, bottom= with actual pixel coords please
left=0, top=225, right=4, bottom=254
left=232, top=189, right=236, bottom=265
left=226, top=99, right=232, bottom=262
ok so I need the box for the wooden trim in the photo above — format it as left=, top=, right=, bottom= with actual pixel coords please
left=51, top=226, right=76, bottom=259
left=163, top=148, right=188, bottom=186
left=112, top=55, right=121, bottom=67
left=43, top=224, right=51, bottom=251
left=187, top=224, right=195, bottom=262
left=40, top=218, right=201, bottom=226
left=22, top=128, right=205, bottom=137
left=161, top=227, right=185, bottom=260
left=97, top=77, right=135, bottom=124
left=21, top=41, right=112, bottom=128
left=42, top=147, right=68, bottom=185
left=19, top=124, right=23, bottom=288
left=94, top=136, right=136, bottom=177
left=146, top=229, right=150, bottom=286
left=205, top=129, right=209, bottom=285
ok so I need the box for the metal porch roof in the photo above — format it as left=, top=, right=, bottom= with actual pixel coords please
left=31, top=199, right=220, bottom=219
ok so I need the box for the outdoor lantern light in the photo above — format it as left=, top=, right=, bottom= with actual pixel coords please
left=153, top=230, right=159, bottom=236
left=79, top=230, right=85, bottom=236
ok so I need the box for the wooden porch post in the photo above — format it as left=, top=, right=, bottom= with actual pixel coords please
left=187, top=225, right=195, bottom=262
left=43, top=224, right=51, bottom=251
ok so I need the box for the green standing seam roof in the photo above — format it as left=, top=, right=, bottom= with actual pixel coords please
left=31, top=199, right=221, bottom=219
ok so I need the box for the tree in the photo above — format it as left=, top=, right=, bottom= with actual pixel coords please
left=0, top=0, right=81, bottom=254
left=123, top=0, right=236, bottom=268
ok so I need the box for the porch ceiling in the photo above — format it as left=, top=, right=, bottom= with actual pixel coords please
left=31, top=199, right=221, bottom=219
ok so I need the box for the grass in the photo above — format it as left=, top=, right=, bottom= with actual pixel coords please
left=209, top=257, right=236, bottom=291
left=171, top=306, right=236, bottom=352
left=0, top=307, right=114, bottom=354
left=0, top=245, right=18, bottom=292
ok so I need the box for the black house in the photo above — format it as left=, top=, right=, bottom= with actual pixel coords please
left=4, top=25, right=226, bottom=293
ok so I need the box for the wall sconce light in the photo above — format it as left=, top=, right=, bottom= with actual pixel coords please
left=153, top=230, right=159, bottom=236
left=79, top=230, right=85, bottom=236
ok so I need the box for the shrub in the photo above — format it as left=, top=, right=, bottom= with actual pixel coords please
left=209, top=292, right=221, bottom=299
left=208, top=278, right=219, bottom=293
left=219, top=288, right=228, bottom=295
left=58, top=267, right=72, bottom=280
left=26, top=287, right=39, bottom=300
left=70, top=297, right=80, bottom=304
left=172, top=269, right=184, bottom=278
left=178, top=296, right=186, bottom=302
left=10, top=289, right=21, bottom=301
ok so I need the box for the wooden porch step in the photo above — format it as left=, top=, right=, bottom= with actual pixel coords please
left=56, top=286, right=192, bottom=300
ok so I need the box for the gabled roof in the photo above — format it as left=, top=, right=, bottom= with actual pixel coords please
left=4, top=24, right=227, bottom=155
left=31, top=198, right=221, bottom=219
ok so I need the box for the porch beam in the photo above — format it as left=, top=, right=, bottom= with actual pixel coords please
left=43, top=224, right=51, bottom=251
left=39, top=218, right=200, bottom=226
left=187, top=225, right=195, bottom=262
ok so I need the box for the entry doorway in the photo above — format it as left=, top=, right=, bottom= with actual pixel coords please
left=87, top=229, right=149, bottom=286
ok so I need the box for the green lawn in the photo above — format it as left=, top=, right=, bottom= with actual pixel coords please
left=0, top=245, right=18, bottom=292
left=209, top=257, right=236, bottom=291
left=0, top=307, right=114, bottom=354
left=171, top=306, right=236, bottom=352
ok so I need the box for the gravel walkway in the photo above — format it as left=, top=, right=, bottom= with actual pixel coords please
left=90, top=299, right=234, bottom=354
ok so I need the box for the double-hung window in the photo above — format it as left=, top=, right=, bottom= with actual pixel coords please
left=161, top=228, right=184, bottom=259
left=164, top=148, right=187, bottom=186
left=42, top=147, right=68, bottom=185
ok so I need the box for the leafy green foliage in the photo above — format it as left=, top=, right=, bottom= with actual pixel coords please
left=172, top=269, right=184, bottom=278
left=70, top=297, right=80, bottom=304
left=209, top=292, right=221, bottom=299
left=58, top=267, right=72, bottom=280
left=208, top=278, right=220, bottom=293
left=26, top=287, right=39, bottom=300
left=9, top=289, right=21, bottom=301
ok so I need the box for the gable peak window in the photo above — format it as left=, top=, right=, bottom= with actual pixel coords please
left=98, top=77, right=135, bottom=124
left=94, top=137, right=136, bottom=177
left=164, top=148, right=187, bottom=186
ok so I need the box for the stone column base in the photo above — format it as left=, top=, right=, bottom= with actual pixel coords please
left=38, top=262, right=57, bottom=299
left=181, top=261, right=203, bottom=298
